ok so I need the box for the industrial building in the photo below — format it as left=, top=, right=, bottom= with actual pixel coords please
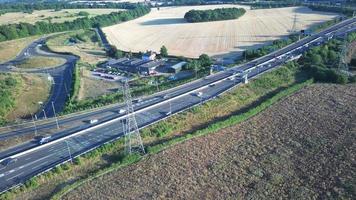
left=166, top=61, right=186, bottom=73
left=102, top=56, right=164, bottom=75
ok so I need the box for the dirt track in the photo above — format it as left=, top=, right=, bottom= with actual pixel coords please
left=104, top=5, right=338, bottom=59
left=63, top=84, right=356, bottom=199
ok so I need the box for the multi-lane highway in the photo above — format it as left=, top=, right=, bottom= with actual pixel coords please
left=0, top=17, right=355, bottom=193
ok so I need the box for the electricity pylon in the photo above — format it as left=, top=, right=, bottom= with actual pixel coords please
left=122, top=80, right=145, bottom=154
left=290, top=13, right=298, bottom=33
left=338, top=34, right=348, bottom=71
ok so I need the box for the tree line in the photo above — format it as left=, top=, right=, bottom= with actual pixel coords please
left=0, top=74, right=18, bottom=125
left=184, top=7, right=246, bottom=23
left=308, top=5, right=355, bottom=17
left=0, top=6, right=150, bottom=42
left=299, top=33, right=356, bottom=84
left=0, top=2, right=138, bottom=15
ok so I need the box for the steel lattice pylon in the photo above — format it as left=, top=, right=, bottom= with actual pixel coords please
left=122, top=80, right=145, bottom=154
left=338, top=33, right=349, bottom=71
left=290, top=13, right=298, bottom=33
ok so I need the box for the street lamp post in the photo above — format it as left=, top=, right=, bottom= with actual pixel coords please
left=156, top=80, right=159, bottom=92
left=64, top=140, right=73, bottom=164
left=51, top=101, right=59, bottom=129
left=31, top=114, right=37, bottom=136
left=64, top=84, right=71, bottom=103
left=26, top=106, right=37, bottom=136
left=38, top=102, right=47, bottom=120
left=42, top=109, right=47, bottom=120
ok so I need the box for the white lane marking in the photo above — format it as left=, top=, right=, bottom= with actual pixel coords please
left=31, top=161, right=49, bottom=170
left=3, top=154, right=54, bottom=177
left=6, top=172, right=24, bottom=181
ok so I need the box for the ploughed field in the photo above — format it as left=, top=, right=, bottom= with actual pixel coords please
left=63, top=84, right=356, bottom=199
left=103, top=5, right=338, bottom=59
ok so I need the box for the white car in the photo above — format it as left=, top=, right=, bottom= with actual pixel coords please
left=196, top=92, right=203, bottom=97
left=119, top=109, right=126, bottom=114
left=89, top=119, right=98, bottom=124
left=39, top=135, right=52, bottom=145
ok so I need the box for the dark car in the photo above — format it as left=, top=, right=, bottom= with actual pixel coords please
left=133, top=98, right=142, bottom=103
left=1, top=157, right=18, bottom=166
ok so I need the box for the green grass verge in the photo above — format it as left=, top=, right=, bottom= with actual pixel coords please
left=15, top=56, right=66, bottom=69
left=70, top=62, right=81, bottom=101
left=50, top=79, right=312, bottom=200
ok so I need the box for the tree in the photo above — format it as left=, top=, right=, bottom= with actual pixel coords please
left=198, top=54, right=212, bottom=70
left=107, top=45, right=124, bottom=58
left=160, top=45, right=168, bottom=57
left=78, top=11, right=90, bottom=17
left=311, top=54, right=323, bottom=66
left=185, top=60, right=199, bottom=77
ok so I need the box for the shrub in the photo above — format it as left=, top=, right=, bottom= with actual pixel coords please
left=24, top=178, right=38, bottom=188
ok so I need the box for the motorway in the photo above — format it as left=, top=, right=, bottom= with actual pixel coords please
left=0, top=37, right=78, bottom=119
left=0, top=17, right=355, bottom=193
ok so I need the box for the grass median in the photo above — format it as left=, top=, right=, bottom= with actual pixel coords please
left=15, top=56, right=66, bottom=69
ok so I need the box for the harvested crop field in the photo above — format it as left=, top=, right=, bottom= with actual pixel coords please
left=103, top=5, right=338, bottom=60
left=63, top=84, right=356, bottom=199
left=0, top=9, right=122, bottom=25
